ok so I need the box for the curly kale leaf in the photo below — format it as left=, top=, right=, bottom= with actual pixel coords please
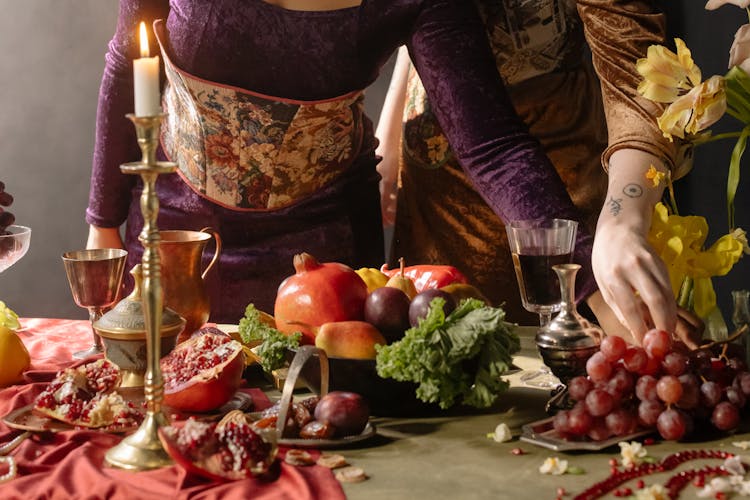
left=237, top=303, right=300, bottom=372
left=376, top=298, right=519, bottom=409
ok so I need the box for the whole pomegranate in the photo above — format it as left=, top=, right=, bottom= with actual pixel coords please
left=274, top=252, right=368, bottom=345
left=160, top=331, right=245, bottom=412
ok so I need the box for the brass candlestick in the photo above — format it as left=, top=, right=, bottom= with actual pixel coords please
left=105, top=114, right=176, bottom=470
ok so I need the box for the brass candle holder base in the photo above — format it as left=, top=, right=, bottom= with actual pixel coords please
left=104, top=413, right=172, bottom=470
left=105, top=113, right=176, bottom=471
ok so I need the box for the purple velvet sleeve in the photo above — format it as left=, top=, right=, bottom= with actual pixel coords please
left=86, top=0, right=170, bottom=228
left=407, top=0, right=598, bottom=301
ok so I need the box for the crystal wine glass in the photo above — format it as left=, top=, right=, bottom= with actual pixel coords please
left=0, top=225, right=32, bottom=274
left=506, top=219, right=578, bottom=326
left=62, top=248, right=127, bottom=359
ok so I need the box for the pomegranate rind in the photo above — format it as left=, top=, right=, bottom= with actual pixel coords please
left=274, top=254, right=368, bottom=345
left=159, top=425, right=240, bottom=482
left=158, top=416, right=278, bottom=482
left=161, top=333, right=246, bottom=412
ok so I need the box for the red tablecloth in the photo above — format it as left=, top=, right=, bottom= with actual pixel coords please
left=0, top=318, right=345, bottom=500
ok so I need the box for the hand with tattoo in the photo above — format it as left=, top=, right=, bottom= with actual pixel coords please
left=592, top=150, right=703, bottom=348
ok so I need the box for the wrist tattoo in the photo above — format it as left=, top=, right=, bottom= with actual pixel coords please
left=608, top=196, right=623, bottom=216
left=623, top=183, right=643, bottom=198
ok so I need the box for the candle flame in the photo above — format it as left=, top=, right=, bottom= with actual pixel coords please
left=139, top=22, right=149, bottom=58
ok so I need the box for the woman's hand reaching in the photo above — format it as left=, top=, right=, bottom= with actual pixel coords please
left=592, top=149, right=703, bottom=348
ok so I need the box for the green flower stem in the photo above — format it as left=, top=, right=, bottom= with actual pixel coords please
left=666, top=172, right=679, bottom=216
left=693, top=131, right=743, bottom=146
left=677, top=276, right=694, bottom=311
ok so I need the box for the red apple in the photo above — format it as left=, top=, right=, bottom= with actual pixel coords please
left=313, top=391, right=369, bottom=437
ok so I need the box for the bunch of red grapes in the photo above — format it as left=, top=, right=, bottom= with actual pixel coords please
left=552, top=329, right=749, bottom=441
left=0, top=181, right=15, bottom=235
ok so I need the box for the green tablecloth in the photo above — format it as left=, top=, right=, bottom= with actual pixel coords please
left=322, top=327, right=750, bottom=500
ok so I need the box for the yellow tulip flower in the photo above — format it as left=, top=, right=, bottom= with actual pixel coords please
left=636, top=39, right=702, bottom=102
left=657, top=76, right=726, bottom=140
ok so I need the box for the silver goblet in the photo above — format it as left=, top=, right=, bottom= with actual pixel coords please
left=62, top=248, right=128, bottom=359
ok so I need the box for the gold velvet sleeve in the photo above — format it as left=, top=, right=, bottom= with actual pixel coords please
left=577, top=0, right=692, bottom=178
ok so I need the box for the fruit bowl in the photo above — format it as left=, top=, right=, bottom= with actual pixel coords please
left=288, top=349, right=440, bottom=417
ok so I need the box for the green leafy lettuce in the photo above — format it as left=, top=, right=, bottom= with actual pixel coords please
left=237, top=303, right=301, bottom=372
left=375, top=298, right=519, bottom=409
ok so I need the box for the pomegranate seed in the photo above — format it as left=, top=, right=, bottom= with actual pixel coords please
left=609, top=458, right=618, bottom=467
left=643, top=438, right=655, bottom=445
left=511, top=448, right=526, bottom=455
left=556, top=487, right=566, bottom=497
left=636, top=479, right=645, bottom=489
left=716, top=493, right=726, bottom=500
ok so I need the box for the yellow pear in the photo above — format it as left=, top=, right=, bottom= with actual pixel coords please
left=440, top=283, right=492, bottom=305
left=384, top=257, right=417, bottom=300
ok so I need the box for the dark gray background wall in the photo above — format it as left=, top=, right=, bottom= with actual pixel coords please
left=0, top=2, right=747, bottom=324
left=1, top=2, right=119, bottom=319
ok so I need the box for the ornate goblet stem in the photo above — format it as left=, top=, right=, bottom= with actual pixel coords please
left=105, top=114, right=176, bottom=471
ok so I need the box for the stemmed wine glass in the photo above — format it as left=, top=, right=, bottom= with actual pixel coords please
left=0, top=225, right=32, bottom=274
left=62, top=248, right=127, bottom=359
left=506, top=219, right=578, bottom=326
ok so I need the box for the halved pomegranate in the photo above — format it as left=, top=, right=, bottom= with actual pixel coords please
left=33, top=358, right=142, bottom=429
left=158, top=410, right=278, bottom=481
left=160, top=331, right=245, bottom=412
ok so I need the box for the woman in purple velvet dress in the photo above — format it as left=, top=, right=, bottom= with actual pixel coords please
left=86, top=0, right=613, bottom=326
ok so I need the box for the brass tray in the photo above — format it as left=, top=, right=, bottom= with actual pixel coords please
left=520, top=416, right=652, bottom=452
left=266, top=345, right=377, bottom=449
left=3, top=391, right=254, bottom=434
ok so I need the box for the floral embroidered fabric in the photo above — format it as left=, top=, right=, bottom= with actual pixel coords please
left=156, top=24, right=364, bottom=211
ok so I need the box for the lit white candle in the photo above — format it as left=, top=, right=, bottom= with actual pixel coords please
left=133, top=22, right=161, bottom=116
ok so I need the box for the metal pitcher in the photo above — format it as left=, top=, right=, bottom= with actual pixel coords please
left=158, top=228, right=221, bottom=343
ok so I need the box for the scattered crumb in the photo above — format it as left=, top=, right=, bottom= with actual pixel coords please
left=335, top=466, right=368, bottom=483
left=284, top=449, right=315, bottom=466
left=317, top=453, right=348, bottom=469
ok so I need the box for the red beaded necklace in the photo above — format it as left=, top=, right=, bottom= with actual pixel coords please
left=574, top=449, right=742, bottom=500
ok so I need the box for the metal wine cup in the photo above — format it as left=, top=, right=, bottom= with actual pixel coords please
left=62, top=248, right=128, bottom=359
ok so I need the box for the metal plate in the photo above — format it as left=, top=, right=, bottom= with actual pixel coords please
left=2, top=391, right=254, bottom=434
left=2, top=405, right=138, bottom=434
left=276, top=422, right=376, bottom=449
left=520, top=416, right=652, bottom=452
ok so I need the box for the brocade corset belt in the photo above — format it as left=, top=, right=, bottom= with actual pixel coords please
left=154, top=21, right=365, bottom=211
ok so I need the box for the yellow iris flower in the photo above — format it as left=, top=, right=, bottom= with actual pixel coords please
left=647, top=203, right=746, bottom=317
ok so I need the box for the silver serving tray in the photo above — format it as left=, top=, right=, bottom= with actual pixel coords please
left=520, top=416, right=652, bottom=452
